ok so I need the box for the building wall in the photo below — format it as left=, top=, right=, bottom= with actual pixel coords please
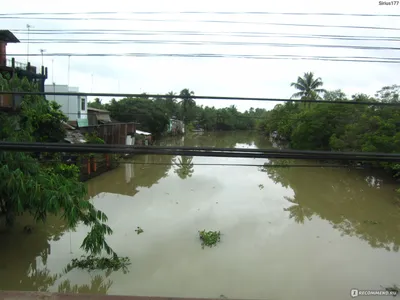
left=44, top=84, right=87, bottom=121
left=0, top=42, right=6, bottom=66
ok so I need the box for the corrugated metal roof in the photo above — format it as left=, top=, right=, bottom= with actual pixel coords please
left=97, top=114, right=111, bottom=122
left=136, top=130, right=151, bottom=136
left=88, top=107, right=110, bottom=113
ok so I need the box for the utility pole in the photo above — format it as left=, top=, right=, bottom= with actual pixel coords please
left=26, top=24, right=33, bottom=64
left=67, top=55, right=71, bottom=118
left=40, top=49, right=46, bottom=66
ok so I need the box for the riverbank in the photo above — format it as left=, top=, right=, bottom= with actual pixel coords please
left=0, top=291, right=224, bottom=300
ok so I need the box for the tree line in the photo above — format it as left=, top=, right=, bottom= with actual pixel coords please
left=88, top=89, right=267, bottom=134
left=257, top=72, right=400, bottom=178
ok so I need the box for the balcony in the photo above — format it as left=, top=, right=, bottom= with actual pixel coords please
left=4, top=58, right=38, bottom=74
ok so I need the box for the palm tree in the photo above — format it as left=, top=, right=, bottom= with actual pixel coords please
left=290, top=72, right=326, bottom=108
left=178, top=89, right=196, bottom=122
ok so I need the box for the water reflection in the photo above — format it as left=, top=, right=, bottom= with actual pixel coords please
left=0, top=214, right=113, bottom=294
left=173, top=156, right=194, bottom=180
left=283, top=196, right=313, bottom=224
left=87, top=154, right=174, bottom=198
left=1, top=131, right=400, bottom=299
left=261, top=157, right=400, bottom=252
left=57, top=273, right=112, bottom=294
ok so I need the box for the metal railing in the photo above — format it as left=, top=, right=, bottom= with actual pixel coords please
left=6, top=58, right=28, bottom=70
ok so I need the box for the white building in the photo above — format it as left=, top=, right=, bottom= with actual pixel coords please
left=45, top=84, right=88, bottom=126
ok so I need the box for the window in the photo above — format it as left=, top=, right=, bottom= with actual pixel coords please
left=81, top=98, right=86, bottom=111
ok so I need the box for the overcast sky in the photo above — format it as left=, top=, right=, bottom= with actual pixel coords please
left=1, top=0, right=399, bottom=111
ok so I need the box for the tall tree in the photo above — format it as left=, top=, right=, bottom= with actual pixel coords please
left=178, top=89, right=196, bottom=123
left=290, top=72, right=326, bottom=108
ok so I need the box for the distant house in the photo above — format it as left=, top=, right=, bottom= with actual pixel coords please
left=44, top=84, right=88, bottom=127
left=0, top=30, right=48, bottom=111
left=135, top=129, right=152, bottom=145
left=87, top=107, right=112, bottom=126
left=62, top=122, right=86, bottom=144
left=167, top=117, right=185, bottom=135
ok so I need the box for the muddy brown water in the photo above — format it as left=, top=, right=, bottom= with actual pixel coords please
left=1, top=132, right=400, bottom=300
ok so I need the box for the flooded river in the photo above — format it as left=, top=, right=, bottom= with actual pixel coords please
left=1, top=131, right=400, bottom=300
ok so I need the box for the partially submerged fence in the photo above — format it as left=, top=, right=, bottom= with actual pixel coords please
left=79, top=122, right=136, bottom=145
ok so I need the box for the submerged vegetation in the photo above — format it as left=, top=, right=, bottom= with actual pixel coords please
left=67, top=255, right=131, bottom=273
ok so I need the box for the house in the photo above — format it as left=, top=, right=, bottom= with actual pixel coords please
left=135, top=129, right=152, bottom=145
left=0, top=30, right=48, bottom=111
left=44, top=84, right=88, bottom=127
left=167, top=117, right=185, bottom=135
left=87, top=107, right=112, bottom=126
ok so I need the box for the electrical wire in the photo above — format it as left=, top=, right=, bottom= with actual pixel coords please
left=1, top=16, right=399, bottom=31
left=10, top=40, right=400, bottom=51
left=7, top=53, right=400, bottom=64
left=1, top=142, right=400, bottom=162
left=3, top=11, right=400, bottom=17
left=2, top=91, right=399, bottom=106
left=12, top=30, right=400, bottom=43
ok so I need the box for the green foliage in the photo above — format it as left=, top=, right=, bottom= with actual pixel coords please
left=198, top=230, right=221, bottom=248
left=262, top=75, right=400, bottom=177
left=85, top=131, right=105, bottom=144
left=67, top=255, right=131, bottom=273
left=290, top=71, right=326, bottom=108
left=0, top=75, right=129, bottom=270
left=87, top=89, right=266, bottom=133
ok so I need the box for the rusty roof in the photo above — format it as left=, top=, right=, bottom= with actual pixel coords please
left=0, top=30, right=20, bottom=43
left=88, top=107, right=110, bottom=113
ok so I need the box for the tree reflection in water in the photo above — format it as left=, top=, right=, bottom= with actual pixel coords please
left=173, top=156, right=194, bottom=179
left=283, top=196, right=313, bottom=224
left=0, top=214, right=114, bottom=294
left=57, top=273, right=113, bottom=294
left=260, top=157, right=400, bottom=252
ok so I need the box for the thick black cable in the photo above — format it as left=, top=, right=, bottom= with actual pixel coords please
left=14, top=142, right=397, bottom=157
left=2, top=91, right=398, bottom=106
left=62, top=112, right=268, bottom=120
left=1, top=142, right=400, bottom=162
left=7, top=53, right=400, bottom=64
left=3, top=12, right=400, bottom=17
left=15, top=159, right=371, bottom=169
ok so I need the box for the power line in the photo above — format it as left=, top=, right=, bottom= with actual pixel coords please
left=13, top=30, right=400, bottom=43
left=1, top=91, right=398, bottom=106
left=16, top=39, right=400, bottom=52
left=1, top=17, right=399, bottom=31
left=1, top=142, right=400, bottom=162
left=6, top=53, right=400, bottom=64
left=3, top=11, right=400, bottom=17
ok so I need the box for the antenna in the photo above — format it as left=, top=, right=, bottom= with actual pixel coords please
left=40, top=49, right=46, bottom=66
left=26, top=24, right=34, bottom=64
